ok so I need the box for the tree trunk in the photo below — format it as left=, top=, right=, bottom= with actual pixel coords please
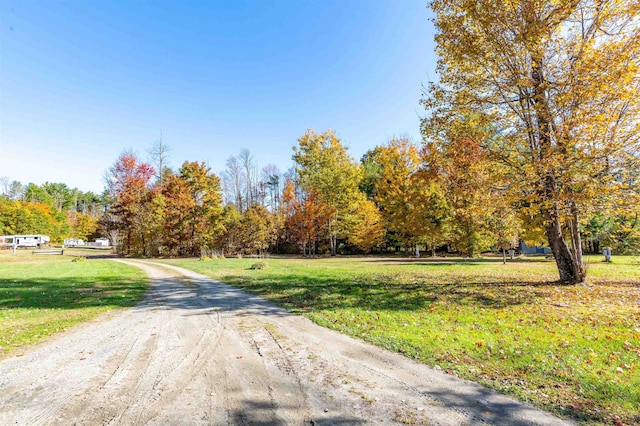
left=330, top=234, right=337, bottom=256
left=543, top=205, right=585, bottom=283
left=502, top=248, right=506, bottom=264
left=531, top=54, right=585, bottom=284
left=569, top=202, right=584, bottom=276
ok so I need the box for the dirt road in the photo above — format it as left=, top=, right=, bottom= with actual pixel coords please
left=0, top=260, right=573, bottom=425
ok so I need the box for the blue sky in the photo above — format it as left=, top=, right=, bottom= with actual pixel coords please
left=0, top=0, right=436, bottom=193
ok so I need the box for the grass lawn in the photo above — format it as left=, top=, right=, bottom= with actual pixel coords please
left=0, top=250, right=147, bottom=359
left=161, top=255, right=640, bottom=425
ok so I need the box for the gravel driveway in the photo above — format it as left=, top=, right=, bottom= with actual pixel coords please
left=0, top=259, right=573, bottom=425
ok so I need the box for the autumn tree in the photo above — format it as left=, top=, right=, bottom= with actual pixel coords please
left=423, top=124, right=504, bottom=257
left=160, top=172, right=193, bottom=255
left=359, top=147, right=384, bottom=201
left=177, top=161, right=224, bottom=256
left=287, top=191, right=332, bottom=257
left=0, top=198, right=71, bottom=241
left=292, top=129, right=364, bottom=256
left=348, top=199, right=385, bottom=253
left=423, top=0, right=640, bottom=282
left=105, top=151, right=156, bottom=255
left=69, top=211, right=99, bottom=241
left=215, top=204, right=243, bottom=255
left=372, top=138, right=449, bottom=255
left=240, top=204, right=278, bottom=257
left=279, top=178, right=329, bottom=256
left=491, top=200, right=522, bottom=263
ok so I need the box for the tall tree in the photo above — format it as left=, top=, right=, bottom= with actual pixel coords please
left=70, top=211, right=99, bottom=241
left=7, top=181, right=24, bottom=201
left=148, top=132, right=171, bottom=186
left=0, top=177, right=10, bottom=197
left=372, top=138, right=423, bottom=252
left=422, top=126, right=500, bottom=257
left=238, top=149, right=258, bottom=208
left=23, top=183, right=54, bottom=206
left=222, top=155, right=245, bottom=212
left=372, top=138, right=450, bottom=254
left=215, top=204, right=243, bottom=255
left=105, top=151, right=156, bottom=255
left=348, top=199, right=385, bottom=253
left=42, top=182, right=72, bottom=211
left=292, top=129, right=364, bottom=256
left=161, top=172, right=194, bottom=255
left=283, top=187, right=332, bottom=257
left=240, top=204, right=277, bottom=257
left=261, top=164, right=282, bottom=212
left=423, top=0, right=640, bottom=282
left=179, top=161, right=224, bottom=255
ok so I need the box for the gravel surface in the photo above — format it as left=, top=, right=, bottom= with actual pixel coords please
left=0, top=259, right=574, bottom=425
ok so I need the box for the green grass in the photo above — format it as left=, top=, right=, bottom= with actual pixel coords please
left=0, top=252, right=147, bottom=359
left=160, top=255, right=640, bottom=425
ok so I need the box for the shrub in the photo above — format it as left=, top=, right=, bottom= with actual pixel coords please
left=249, top=261, right=267, bottom=270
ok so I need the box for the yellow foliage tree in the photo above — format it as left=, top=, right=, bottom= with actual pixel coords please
left=423, top=0, right=640, bottom=282
left=293, top=129, right=364, bottom=255
left=348, top=199, right=385, bottom=253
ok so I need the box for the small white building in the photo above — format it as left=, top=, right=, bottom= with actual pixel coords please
left=86, top=238, right=110, bottom=247
left=96, top=238, right=111, bottom=247
left=64, top=238, right=85, bottom=247
left=95, top=238, right=110, bottom=246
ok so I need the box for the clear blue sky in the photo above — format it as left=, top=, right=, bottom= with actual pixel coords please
left=0, top=0, right=436, bottom=194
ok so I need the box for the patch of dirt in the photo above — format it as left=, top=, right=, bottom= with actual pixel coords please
left=0, top=260, right=574, bottom=425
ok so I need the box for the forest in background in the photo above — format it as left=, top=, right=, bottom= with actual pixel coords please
left=2, top=127, right=637, bottom=263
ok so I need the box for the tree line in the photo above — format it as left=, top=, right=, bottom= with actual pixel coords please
left=0, top=179, right=103, bottom=243
left=99, top=125, right=638, bottom=269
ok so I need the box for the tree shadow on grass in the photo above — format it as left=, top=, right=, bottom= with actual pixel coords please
left=362, top=256, right=555, bottom=266
left=215, top=273, right=560, bottom=313
left=0, top=262, right=559, bottom=315
left=0, top=275, right=147, bottom=310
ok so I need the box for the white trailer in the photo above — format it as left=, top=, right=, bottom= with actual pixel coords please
left=1, top=235, right=51, bottom=248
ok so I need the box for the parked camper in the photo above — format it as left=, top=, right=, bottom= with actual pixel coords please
left=0, top=235, right=15, bottom=248
left=1, top=235, right=51, bottom=248
left=63, top=238, right=85, bottom=247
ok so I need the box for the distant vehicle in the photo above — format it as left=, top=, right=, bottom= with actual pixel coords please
left=0, top=234, right=51, bottom=248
